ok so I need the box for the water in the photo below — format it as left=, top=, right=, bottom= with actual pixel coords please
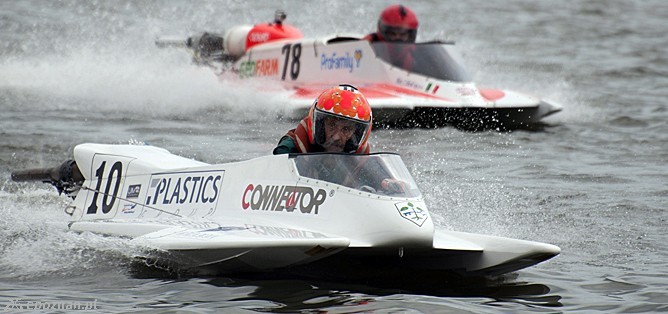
left=1, top=0, right=667, bottom=312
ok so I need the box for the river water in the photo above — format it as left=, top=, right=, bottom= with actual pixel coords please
left=1, top=0, right=666, bottom=313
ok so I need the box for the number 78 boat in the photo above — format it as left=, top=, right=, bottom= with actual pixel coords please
left=157, top=13, right=563, bottom=130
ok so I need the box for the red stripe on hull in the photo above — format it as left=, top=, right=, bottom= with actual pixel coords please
left=291, top=84, right=453, bottom=102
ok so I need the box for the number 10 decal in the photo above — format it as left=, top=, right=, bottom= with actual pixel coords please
left=87, top=161, right=123, bottom=215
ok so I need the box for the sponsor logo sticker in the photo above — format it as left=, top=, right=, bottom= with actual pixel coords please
left=456, top=86, right=476, bottom=96
left=126, top=184, right=141, bottom=198
left=396, top=77, right=423, bottom=90
left=239, top=58, right=279, bottom=78
left=321, top=49, right=363, bottom=73
left=144, top=170, right=225, bottom=215
left=395, top=201, right=428, bottom=226
left=425, top=83, right=440, bottom=94
left=248, top=31, right=270, bottom=43
left=245, top=224, right=329, bottom=239
left=241, top=184, right=327, bottom=215
left=122, top=203, right=136, bottom=214
left=200, top=226, right=248, bottom=232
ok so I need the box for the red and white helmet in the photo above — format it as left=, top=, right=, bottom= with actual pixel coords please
left=306, top=84, right=372, bottom=153
left=377, top=4, right=419, bottom=43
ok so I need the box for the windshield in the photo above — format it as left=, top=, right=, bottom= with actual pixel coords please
left=292, top=153, right=421, bottom=198
left=371, top=41, right=472, bottom=82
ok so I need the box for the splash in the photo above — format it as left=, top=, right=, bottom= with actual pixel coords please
left=0, top=1, right=336, bottom=121
left=0, top=187, right=146, bottom=280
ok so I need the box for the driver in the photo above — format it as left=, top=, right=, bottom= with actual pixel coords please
left=273, top=84, right=372, bottom=155
left=273, top=84, right=407, bottom=194
left=363, top=4, right=419, bottom=43
left=362, top=4, right=419, bottom=71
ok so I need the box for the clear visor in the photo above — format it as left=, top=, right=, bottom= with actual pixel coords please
left=314, top=110, right=369, bottom=153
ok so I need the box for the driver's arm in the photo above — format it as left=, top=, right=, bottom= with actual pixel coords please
left=273, top=136, right=297, bottom=155
left=381, top=178, right=407, bottom=193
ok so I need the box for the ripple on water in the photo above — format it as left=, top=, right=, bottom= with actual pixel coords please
left=609, top=116, right=650, bottom=127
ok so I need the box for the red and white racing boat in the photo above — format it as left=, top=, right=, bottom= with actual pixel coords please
left=157, top=12, right=562, bottom=130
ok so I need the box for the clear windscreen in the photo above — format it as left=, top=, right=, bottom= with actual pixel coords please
left=371, top=41, right=472, bottom=82
left=292, top=153, right=421, bottom=198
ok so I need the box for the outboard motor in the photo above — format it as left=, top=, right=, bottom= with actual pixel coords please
left=11, top=160, right=84, bottom=196
left=186, top=32, right=226, bottom=63
left=156, top=10, right=302, bottom=66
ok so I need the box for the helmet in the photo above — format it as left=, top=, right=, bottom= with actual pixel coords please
left=307, top=84, right=372, bottom=153
left=377, top=4, right=419, bottom=43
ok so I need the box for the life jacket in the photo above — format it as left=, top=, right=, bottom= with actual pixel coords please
left=285, top=118, right=370, bottom=154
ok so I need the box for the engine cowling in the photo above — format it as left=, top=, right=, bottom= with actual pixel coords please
left=224, top=22, right=303, bottom=57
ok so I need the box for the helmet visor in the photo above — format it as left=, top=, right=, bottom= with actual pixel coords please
left=379, top=25, right=417, bottom=43
left=314, top=110, right=370, bottom=153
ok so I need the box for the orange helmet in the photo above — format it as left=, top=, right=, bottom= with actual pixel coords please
left=378, top=4, right=419, bottom=43
left=307, top=84, right=372, bottom=153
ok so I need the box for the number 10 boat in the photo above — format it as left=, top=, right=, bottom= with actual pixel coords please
left=12, top=143, right=560, bottom=277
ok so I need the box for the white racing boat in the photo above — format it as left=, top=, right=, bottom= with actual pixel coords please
left=156, top=11, right=562, bottom=130
left=12, top=143, right=560, bottom=277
